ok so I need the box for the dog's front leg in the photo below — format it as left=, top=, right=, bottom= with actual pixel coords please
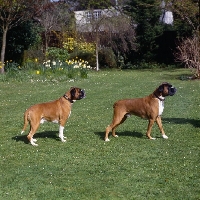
left=59, top=125, right=66, bottom=142
left=146, top=119, right=156, bottom=140
left=156, top=116, right=168, bottom=139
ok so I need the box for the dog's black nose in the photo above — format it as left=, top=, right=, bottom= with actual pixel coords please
left=80, top=89, right=86, bottom=98
left=169, top=87, right=176, bottom=96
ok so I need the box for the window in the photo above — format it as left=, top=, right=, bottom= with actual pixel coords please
left=85, top=10, right=102, bottom=23
left=93, top=11, right=102, bottom=20
left=85, top=11, right=92, bottom=23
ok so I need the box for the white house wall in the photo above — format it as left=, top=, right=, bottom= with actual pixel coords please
left=74, top=8, right=120, bottom=32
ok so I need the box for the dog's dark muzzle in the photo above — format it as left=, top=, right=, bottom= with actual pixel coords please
left=168, top=86, right=176, bottom=96
left=79, top=89, right=86, bottom=99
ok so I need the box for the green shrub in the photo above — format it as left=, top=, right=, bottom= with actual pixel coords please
left=70, top=50, right=96, bottom=68
left=23, top=50, right=44, bottom=65
left=99, top=48, right=117, bottom=68
left=0, top=59, right=91, bottom=82
left=46, top=47, right=69, bottom=62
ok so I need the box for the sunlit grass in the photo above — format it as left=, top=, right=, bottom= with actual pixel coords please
left=0, top=69, right=199, bottom=199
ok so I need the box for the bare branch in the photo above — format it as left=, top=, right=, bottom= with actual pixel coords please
left=174, top=35, right=200, bottom=77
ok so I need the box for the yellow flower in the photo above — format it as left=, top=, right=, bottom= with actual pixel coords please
left=35, top=58, right=38, bottom=62
left=36, top=70, right=40, bottom=75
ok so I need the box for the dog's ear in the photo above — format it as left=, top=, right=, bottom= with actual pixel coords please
left=159, top=82, right=172, bottom=92
left=162, top=82, right=172, bottom=87
left=70, top=87, right=76, bottom=97
left=158, top=85, right=164, bottom=92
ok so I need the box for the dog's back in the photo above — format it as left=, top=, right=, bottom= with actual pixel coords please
left=113, top=95, right=158, bottom=119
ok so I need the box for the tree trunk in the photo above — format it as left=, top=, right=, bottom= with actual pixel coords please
left=0, top=27, right=8, bottom=74
left=95, top=32, right=99, bottom=71
left=96, top=42, right=99, bottom=71
left=43, top=31, right=48, bottom=57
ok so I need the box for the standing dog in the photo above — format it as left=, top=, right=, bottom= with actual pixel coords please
left=21, top=87, right=85, bottom=146
left=105, top=82, right=176, bottom=141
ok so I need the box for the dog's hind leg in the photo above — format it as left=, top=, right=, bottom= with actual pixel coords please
left=21, top=110, right=29, bottom=134
left=112, top=115, right=127, bottom=137
left=27, top=122, right=40, bottom=146
left=105, top=114, right=127, bottom=141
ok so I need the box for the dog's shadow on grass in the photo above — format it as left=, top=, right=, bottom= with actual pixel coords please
left=163, top=118, right=200, bottom=128
left=95, top=131, right=144, bottom=141
left=12, top=131, right=59, bottom=144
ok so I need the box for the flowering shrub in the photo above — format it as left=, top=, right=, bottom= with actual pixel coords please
left=42, top=58, right=91, bottom=79
left=0, top=58, right=92, bottom=82
left=0, top=61, right=23, bottom=81
left=66, top=41, right=96, bottom=67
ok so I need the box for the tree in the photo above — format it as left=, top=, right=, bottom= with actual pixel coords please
left=33, top=1, right=74, bottom=57
left=172, top=0, right=199, bottom=76
left=5, top=21, right=41, bottom=63
left=174, top=35, right=199, bottom=78
left=0, top=0, right=40, bottom=74
left=75, top=3, right=136, bottom=70
left=172, top=0, right=199, bottom=77
left=75, top=0, right=112, bottom=10
left=125, top=0, right=164, bottom=63
left=170, top=0, right=199, bottom=33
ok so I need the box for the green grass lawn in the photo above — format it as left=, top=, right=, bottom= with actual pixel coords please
left=0, top=69, right=199, bottom=200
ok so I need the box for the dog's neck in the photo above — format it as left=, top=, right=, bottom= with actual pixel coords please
left=63, top=94, right=74, bottom=104
left=153, top=93, right=165, bottom=101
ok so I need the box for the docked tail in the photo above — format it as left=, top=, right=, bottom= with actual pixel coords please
left=21, top=110, right=29, bottom=134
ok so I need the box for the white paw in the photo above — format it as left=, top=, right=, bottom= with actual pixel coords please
left=21, top=131, right=24, bottom=135
left=150, top=137, right=156, bottom=140
left=30, top=142, right=38, bottom=146
left=105, top=138, right=110, bottom=142
left=30, top=138, right=38, bottom=146
left=61, top=139, right=66, bottom=142
left=114, top=135, right=118, bottom=138
left=162, top=134, right=168, bottom=139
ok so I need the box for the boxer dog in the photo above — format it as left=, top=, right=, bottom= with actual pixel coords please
left=21, top=87, right=85, bottom=146
left=105, top=82, right=176, bottom=141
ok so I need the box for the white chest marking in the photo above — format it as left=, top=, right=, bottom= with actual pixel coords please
left=158, top=99, right=164, bottom=116
left=68, top=111, right=71, bottom=119
left=40, top=118, right=47, bottom=124
left=40, top=118, right=59, bottom=124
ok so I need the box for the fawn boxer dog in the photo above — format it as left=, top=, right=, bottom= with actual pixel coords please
left=105, top=82, right=176, bottom=141
left=21, top=87, right=85, bottom=146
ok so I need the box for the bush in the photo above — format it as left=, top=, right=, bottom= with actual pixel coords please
left=70, top=50, right=96, bottom=68
left=99, top=48, right=117, bottom=68
left=23, top=50, right=44, bottom=65
left=46, top=47, right=69, bottom=62
left=0, top=59, right=92, bottom=82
